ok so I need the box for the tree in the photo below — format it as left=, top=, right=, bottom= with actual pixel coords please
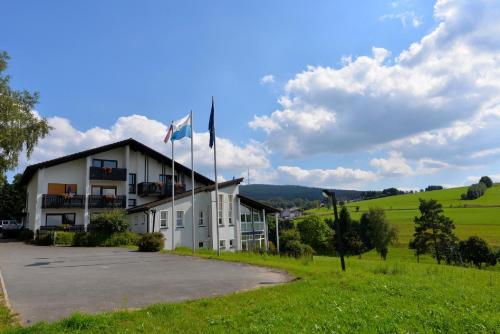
left=425, top=185, right=443, bottom=192
left=361, top=208, right=398, bottom=260
left=411, top=199, right=458, bottom=264
left=458, top=236, right=497, bottom=269
left=0, top=173, right=26, bottom=220
left=334, top=206, right=365, bottom=256
left=479, top=176, right=493, bottom=188
left=296, top=215, right=333, bottom=255
left=0, top=51, right=51, bottom=178
left=461, top=182, right=487, bottom=200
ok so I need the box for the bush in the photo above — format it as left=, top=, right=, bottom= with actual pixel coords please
left=479, top=176, right=493, bottom=188
left=458, top=236, right=497, bottom=269
left=1, top=229, right=20, bottom=239
left=268, top=240, right=277, bottom=255
left=296, top=216, right=333, bottom=255
left=88, top=210, right=129, bottom=234
left=17, top=228, right=34, bottom=241
left=35, top=230, right=55, bottom=245
left=282, top=239, right=315, bottom=259
left=73, top=232, right=90, bottom=247
left=461, top=182, right=487, bottom=200
left=138, top=232, right=164, bottom=252
left=55, top=231, right=75, bottom=246
left=101, top=231, right=140, bottom=247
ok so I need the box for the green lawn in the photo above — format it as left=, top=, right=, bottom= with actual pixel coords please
left=306, top=185, right=500, bottom=247
left=2, top=249, right=499, bottom=334
left=0, top=283, right=17, bottom=332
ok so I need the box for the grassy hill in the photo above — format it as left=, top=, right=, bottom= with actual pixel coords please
left=307, top=185, right=500, bottom=247
left=240, top=184, right=365, bottom=202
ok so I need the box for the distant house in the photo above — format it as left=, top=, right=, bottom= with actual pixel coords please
left=280, top=207, right=303, bottom=220
left=20, top=138, right=279, bottom=251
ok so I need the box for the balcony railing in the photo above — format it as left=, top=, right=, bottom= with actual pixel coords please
left=241, top=221, right=265, bottom=233
left=88, top=195, right=126, bottom=209
left=89, top=166, right=127, bottom=181
left=42, top=194, right=86, bottom=209
left=137, top=182, right=187, bottom=197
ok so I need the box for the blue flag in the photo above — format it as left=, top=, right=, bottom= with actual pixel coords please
left=208, top=97, right=215, bottom=148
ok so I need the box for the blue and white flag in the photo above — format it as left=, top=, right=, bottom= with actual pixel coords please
left=170, top=113, right=192, bottom=141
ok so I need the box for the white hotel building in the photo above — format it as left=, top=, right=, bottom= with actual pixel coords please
left=21, top=138, right=279, bottom=251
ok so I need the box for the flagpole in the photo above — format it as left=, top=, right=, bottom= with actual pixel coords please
left=190, top=110, right=196, bottom=252
left=212, top=97, right=220, bottom=256
left=171, top=124, right=175, bottom=251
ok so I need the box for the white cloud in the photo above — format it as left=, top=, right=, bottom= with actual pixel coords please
left=260, top=74, right=275, bottom=85
left=379, top=11, right=422, bottom=28
left=250, top=0, right=500, bottom=171
left=370, top=151, right=413, bottom=177
left=22, top=115, right=270, bottom=180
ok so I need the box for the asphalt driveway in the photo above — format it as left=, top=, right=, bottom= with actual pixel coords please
left=0, top=242, right=289, bottom=324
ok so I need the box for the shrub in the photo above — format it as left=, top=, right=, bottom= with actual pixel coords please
left=1, top=229, right=20, bottom=239
left=73, top=232, right=90, bottom=247
left=479, top=176, right=493, bottom=188
left=268, top=240, right=277, bottom=255
left=461, top=182, right=487, bottom=200
left=458, top=236, right=497, bottom=269
left=138, top=232, right=164, bottom=252
left=17, top=228, right=34, bottom=241
left=35, top=230, right=55, bottom=245
left=55, top=231, right=75, bottom=246
left=88, top=210, right=129, bottom=234
left=296, top=216, right=333, bottom=255
left=101, top=231, right=140, bottom=247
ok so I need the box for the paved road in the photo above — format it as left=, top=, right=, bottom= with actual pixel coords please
left=0, top=242, right=289, bottom=324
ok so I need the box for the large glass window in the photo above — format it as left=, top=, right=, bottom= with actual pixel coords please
left=91, top=186, right=116, bottom=196
left=128, top=173, right=136, bottom=194
left=228, top=195, right=233, bottom=225
left=46, top=213, right=75, bottom=226
left=160, top=210, right=168, bottom=228
left=176, top=211, right=184, bottom=227
left=92, top=159, right=118, bottom=168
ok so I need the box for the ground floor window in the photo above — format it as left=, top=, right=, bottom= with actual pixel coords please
left=160, top=210, right=168, bottom=228
left=254, top=234, right=265, bottom=250
left=219, top=239, right=226, bottom=249
left=241, top=234, right=265, bottom=251
left=241, top=235, right=252, bottom=251
left=176, top=211, right=184, bottom=227
left=46, top=213, right=76, bottom=226
left=229, top=239, right=234, bottom=248
left=198, top=241, right=204, bottom=248
left=128, top=199, right=136, bottom=207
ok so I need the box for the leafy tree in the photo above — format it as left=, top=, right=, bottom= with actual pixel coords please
left=333, top=207, right=365, bottom=256
left=0, top=173, right=26, bottom=220
left=361, top=208, right=398, bottom=260
left=411, top=199, right=457, bottom=264
left=479, top=176, right=493, bottom=188
left=458, top=236, right=497, bottom=269
left=425, top=185, right=443, bottom=192
left=461, top=182, right=487, bottom=200
left=0, top=51, right=51, bottom=178
left=296, top=215, right=333, bottom=255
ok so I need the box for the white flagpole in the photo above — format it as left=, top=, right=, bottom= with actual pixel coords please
left=213, top=98, right=220, bottom=256
left=171, top=124, right=175, bottom=251
left=190, top=111, right=196, bottom=252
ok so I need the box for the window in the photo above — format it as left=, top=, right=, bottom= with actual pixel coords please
left=159, top=174, right=168, bottom=184
left=229, top=239, right=234, bottom=248
left=129, top=173, right=136, bottom=194
left=219, top=239, right=226, bottom=249
left=92, top=159, right=117, bottom=168
left=91, top=186, right=116, bottom=196
left=228, top=195, right=233, bottom=225
left=254, top=234, right=266, bottom=250
left=218, top=194, right=224, bottom=225
left=46, top=213, right=75, bottom=226
left=128, top=199, right=137, bottom=207
left=198, top=211, right=204, bottom=226
left=160, top=210, right=168, bottom=228
left=176, top=211, right=184, bottom=227
left=253, top=212, right=262, bottom=222
left=48, top=183, right=78, bottom=195
left=241, top=235, right=251, bottom=251
left=198, top=241, right=204, bottom=248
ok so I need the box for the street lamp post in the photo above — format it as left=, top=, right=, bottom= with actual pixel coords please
left=322, top=189, right=346, bottom=271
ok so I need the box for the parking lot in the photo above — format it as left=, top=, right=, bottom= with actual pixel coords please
left=0, top=242, right=289, bottom=324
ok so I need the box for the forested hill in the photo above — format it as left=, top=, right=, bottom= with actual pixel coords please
left=239, top=184, right=365, bottom=203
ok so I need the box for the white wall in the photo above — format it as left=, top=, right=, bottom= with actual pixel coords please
left=41, top=158, right=87, bottom=195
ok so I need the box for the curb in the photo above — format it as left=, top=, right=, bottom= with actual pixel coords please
left=0, top=266, right=11, bottom=310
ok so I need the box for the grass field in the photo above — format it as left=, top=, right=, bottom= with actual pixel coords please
left=306, top=184, right=500, bottom=247
left=1, top=249, right=498, bottom=334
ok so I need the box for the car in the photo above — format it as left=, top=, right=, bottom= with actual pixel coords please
left=0, top=220, right=22, bottom=232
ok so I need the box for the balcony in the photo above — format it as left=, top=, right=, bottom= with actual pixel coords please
left=88, top=195, right=126, bottom=209
left=89, top=166, right=127, bottom=181
left=241, top=221, right=265, bottom=233
left=42, top=194, right=85, bottom=209
left=137, top=182, right=186, bottom=197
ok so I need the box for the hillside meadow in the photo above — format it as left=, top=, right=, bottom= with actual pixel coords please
left=306, top=184, right=500, bottom=247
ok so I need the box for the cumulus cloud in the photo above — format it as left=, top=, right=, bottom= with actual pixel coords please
left=250, top=0, right=500, bottom=166
left=22, top=115, right=270, bottom=180
left=379, top=11, right=422, bottom=28
left=260, top=74, right=275, bottom=85
left=370, top=151, right=413, bottom=177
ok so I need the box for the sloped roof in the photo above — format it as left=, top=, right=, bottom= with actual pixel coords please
left=238, top=194, right=281, bottom=213
left=20, top=138, right=213, bottom=185
left=127, top=178, right=244, bottom=213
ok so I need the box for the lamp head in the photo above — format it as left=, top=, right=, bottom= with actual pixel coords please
left=151, top=209, right=157, bottom=214
left=322, top=189, right=332, bottom=198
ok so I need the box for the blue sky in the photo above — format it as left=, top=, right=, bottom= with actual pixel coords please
left=2, top=0, right=500, bottom=190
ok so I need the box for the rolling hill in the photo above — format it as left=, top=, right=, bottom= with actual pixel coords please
left=240, top=184, right=365, bottom=202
